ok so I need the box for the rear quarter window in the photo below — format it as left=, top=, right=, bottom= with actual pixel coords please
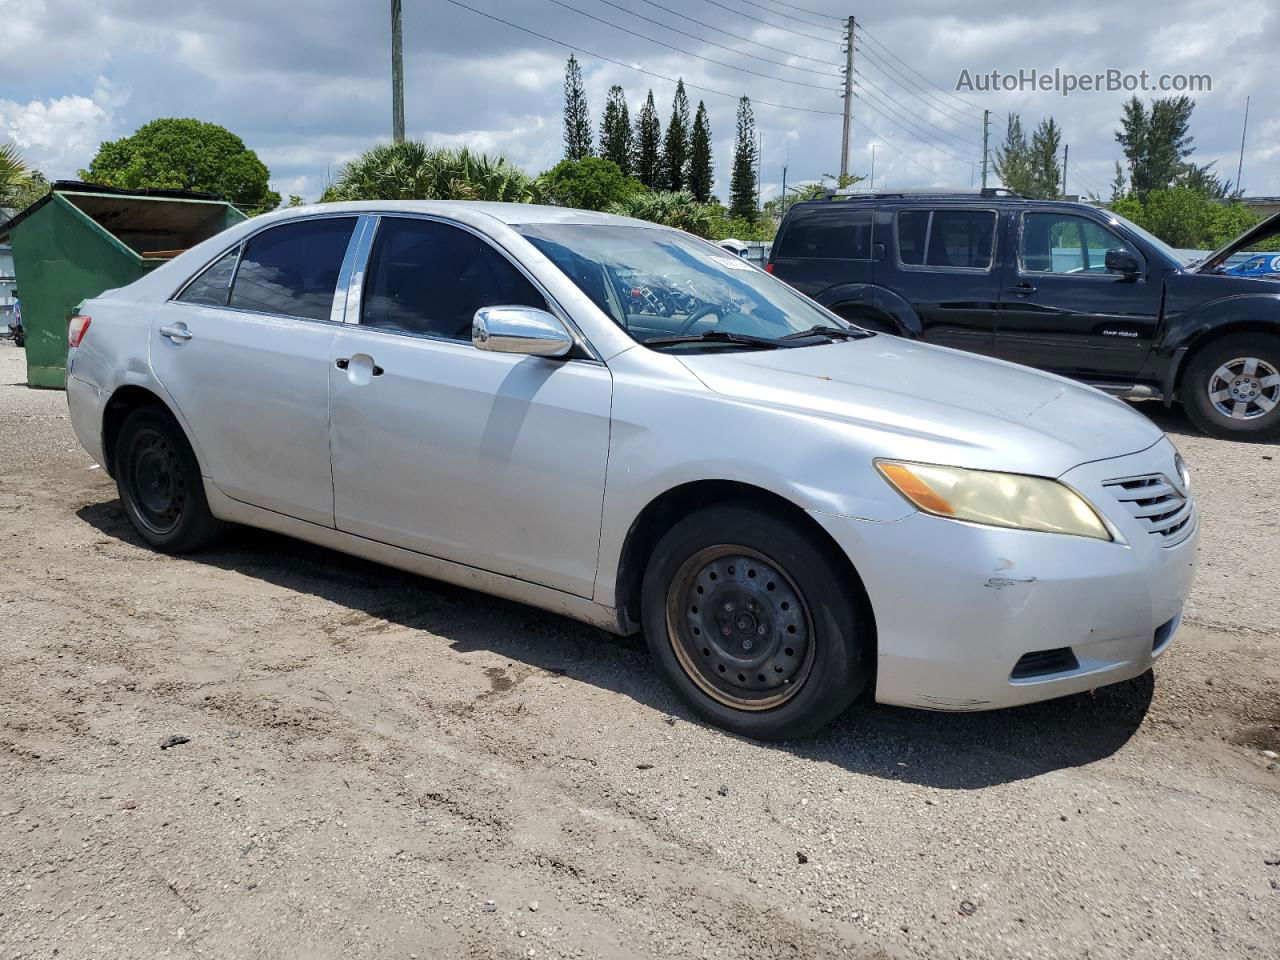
left=776, top=206, right=872, bottom=260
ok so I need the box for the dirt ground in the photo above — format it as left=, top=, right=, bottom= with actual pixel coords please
left=0, top=343, right=1277, bottom=960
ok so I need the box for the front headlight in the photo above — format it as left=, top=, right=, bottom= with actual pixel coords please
left=876, top=460, right=1112, bottom=541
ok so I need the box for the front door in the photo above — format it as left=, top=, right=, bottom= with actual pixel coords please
left=328, top=215, right=612, bottom=598
left=995, top=210, right=1161, bottom=378
left=151, top=216, right=358, bottom=526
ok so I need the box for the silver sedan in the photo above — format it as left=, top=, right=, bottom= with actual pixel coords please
left=65, top=201, right=1198, bottom=739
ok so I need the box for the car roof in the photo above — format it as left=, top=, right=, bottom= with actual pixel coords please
left=260, top=200, right=656, bottom=229
left=786, top=195, right=1104, bottom=215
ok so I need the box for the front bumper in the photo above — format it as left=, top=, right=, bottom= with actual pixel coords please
left=811, top=440, right=1199, bottom=711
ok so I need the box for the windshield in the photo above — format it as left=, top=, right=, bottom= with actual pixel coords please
left=1106, top=211, right=1189, bottom=267
left=517, top=223, right=850, bottom=348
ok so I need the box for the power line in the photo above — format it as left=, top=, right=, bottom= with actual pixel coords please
left=440, top=0, right=844, bottom=115
left=588, top=0, right=840, bottom=78
left=852, top=89, right=978, bottom=167
left=631, top=0, right=838, bottom=69
left=540, top=0, right=837, bottom=90
left=695, top=0, right=839, bottom=46
left=733, top=0, right=835, bottom=31
left=855, top=125, right=967, bottom=184
left=855, top=24, right=984, bottom=115
left=752, top=0, right=842, bottom=22
left=855, top=42, right=985, bottom=123
left=854, top=69, right=983, bottom=150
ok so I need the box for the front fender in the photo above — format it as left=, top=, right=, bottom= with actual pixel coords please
left=1161, top=292, right=1280, bottom=353
left=817, top=283, right=922, bottom=337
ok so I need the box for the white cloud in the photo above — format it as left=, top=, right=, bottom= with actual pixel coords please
left=0, top=84, right=116, bottom=176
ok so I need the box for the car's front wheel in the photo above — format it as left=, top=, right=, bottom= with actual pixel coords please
left=640, top=505, right=871, bottom=740
left=114, top=405, right=223, bottom=553
left=1182, top=333, right=1280, bottom=440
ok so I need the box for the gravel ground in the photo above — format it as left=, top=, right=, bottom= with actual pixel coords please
left=0, top=343, right=1276, bottom=960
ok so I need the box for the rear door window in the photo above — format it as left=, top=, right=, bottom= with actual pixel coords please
left=896, top=209, right=996, bottom=270
left=776, top=207, right=872, bottom=259
left=228, top=217, right=358, bottom=321
left=361, top=217, right=548, bottom=341
left=177, top=247, right=240, bottom=307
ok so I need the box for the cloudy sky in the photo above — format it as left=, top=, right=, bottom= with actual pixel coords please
left=1, top=0, right=1276, bottom=204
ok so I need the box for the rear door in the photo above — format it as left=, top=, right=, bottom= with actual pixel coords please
left=885, top=206, right=1001, bottom=354
left=151, top=215, right=359, bottom=526
left=995, top=209, right=1160, bottom=377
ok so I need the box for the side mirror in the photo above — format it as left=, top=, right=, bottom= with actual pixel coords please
left=473, top=306, right=574, bottom=358
left=1105, top=249, right=1140, bottom=277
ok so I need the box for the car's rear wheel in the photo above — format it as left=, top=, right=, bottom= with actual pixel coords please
left=114, top=405, right=223, bottom=552
left=640, top=504, right=871, bottom=740
left=1182, top=333, right=1280, bottom=440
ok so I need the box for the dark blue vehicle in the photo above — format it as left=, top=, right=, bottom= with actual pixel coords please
left=769, top=190, right=1280, bottom=440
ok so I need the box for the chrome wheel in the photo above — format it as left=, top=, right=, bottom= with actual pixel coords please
left=665, top=546, right=815, bottom=711
left=1207, top=357, right=1280, bottom=421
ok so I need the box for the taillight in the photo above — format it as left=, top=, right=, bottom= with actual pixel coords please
left=69, top=315, right=92, bottom=347
left=764, top=262, right=775, bottom=274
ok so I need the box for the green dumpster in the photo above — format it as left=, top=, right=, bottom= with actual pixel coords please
left=0, top=181, right=247, bottom=388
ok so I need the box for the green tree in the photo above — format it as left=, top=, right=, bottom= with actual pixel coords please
left=1176, top=160, right=1232, bottom=199
left=1, top=142, right=29, bottom=208
left=1108, top=187, right=1262, bottom=249
left=607, top=190, right=713, bottom=238
left=1115, top=95, right=1195, bottom=196
left=1028, top=117, right=1063, bottom=199
left=662, top=80, right=691, bottom=191
left=80, top=118, right=280, bottom=212
left=635, top=91, right=663, bottom=189
left=563, top=55, right=593, bottom=162
left=729, top=96, right=758, bottom=222
left=5, top=170, right=49, bottom=213
left=321, top=141, right=544, bottom=203
left=599, top=85, right=633, bottom=176
left=687, top=101, right=714, bottom=203
left=1110, top=162, right=1127, bottom=202
left=994, top=113, right=1034, bottom=196
left=539, top=156, right=640, bottom=211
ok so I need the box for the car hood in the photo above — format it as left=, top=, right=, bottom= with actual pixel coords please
left=1196, top=211, right=1280, bottom=274
left=676, top=336, right=1164, bottom=477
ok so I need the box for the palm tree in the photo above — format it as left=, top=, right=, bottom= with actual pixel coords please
left=1, top=142, right=30, bottom=208
left=321, top=141, right=546, bottom=203
left=607, top=190, right=713, bottom=238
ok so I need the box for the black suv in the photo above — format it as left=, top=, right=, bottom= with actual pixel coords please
left=769, top=190, right=1280, bottom=440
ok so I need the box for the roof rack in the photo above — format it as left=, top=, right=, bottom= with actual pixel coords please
left=819, top=187, right=1022, bottom=200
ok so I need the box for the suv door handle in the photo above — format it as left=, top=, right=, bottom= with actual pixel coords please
left=159, top=323, right=193, bottom=342
left=1006, top=283, right=1037, bottom=297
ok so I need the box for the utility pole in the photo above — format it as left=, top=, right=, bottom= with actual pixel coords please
left=391, top=0, right=405, bottom=143
left=1061, top=144, right=1069, bottom=199
left=781, top=163, right=787, bottom=204
left=839, top=15, right=855, bottom=182
left=1236, top=95, right=1250, bottom=196
left=980, top=109, right=990, bottom=189
left=870, top=144, right=877, bottom=190
left=756, top=131, right=763, bottom=214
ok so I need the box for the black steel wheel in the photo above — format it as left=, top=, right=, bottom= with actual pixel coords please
left=114, top=405, right=223, bottom=553
left=642, top=504, right=872, bottom=740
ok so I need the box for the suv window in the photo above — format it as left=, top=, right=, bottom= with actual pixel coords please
left=362, top=217, right=547, bottom=341
left=896, top=209, right=996, bottom=270
left=775, top=206, right=872, bottom=259
left=1021, top=213, right=1132, bottom=275
left=178, top=246, right=240, bottom=307
left=228, top=217, right=358, bottom=321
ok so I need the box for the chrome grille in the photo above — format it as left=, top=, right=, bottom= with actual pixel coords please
left=1103, top=473, right=1194, bottom=545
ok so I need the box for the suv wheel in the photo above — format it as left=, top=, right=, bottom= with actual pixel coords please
left=1183, top=333, right=1280, bottom=440
left=114, top=405, right=224, bottom=552
left=640, top=504, right=871, bottom=740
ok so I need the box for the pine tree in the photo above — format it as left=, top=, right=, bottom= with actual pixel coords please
left=635, top=90, right=663, bottom=189
left=1028, top=117, right=1062, bottom=199
left=599, top=85, right=633, bottom=176
left=729, top=96, right=758, bottom=221
left=687, top=101, right=713, bottom=203
left=993, top=113, right=1034, bottom=197
left=1115, top=95, right=1195, bottom=196
left=661, top=80, right=690, bottom=191
left=1110, top=161, right=1127, bottom=201
left=562, top=55, right=593, bottom=162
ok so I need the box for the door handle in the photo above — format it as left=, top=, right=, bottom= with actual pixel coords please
left=159, top=323, right=193, bottom=342
left=1007, top=283, right=1037, bottom=297
left=335, top=358, right=349, bottom=369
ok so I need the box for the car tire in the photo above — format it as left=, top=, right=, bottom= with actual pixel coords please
left=1182, top=333, right=1280, bottom=441
left=640, top=504, right=871, bottom=740
left=114, top=404, right=223, bottom=553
